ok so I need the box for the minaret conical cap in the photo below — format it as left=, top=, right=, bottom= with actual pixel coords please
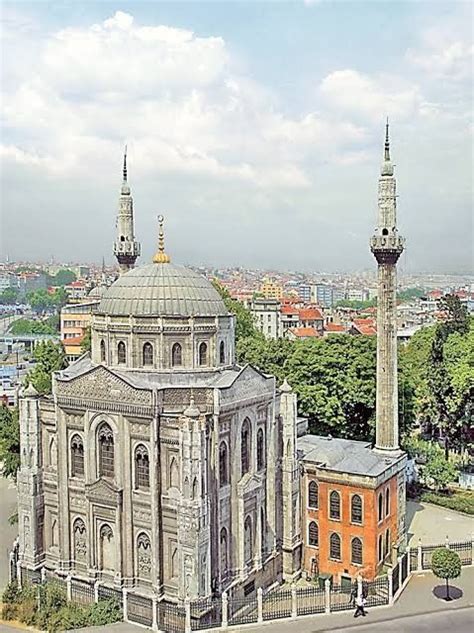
left=381, top=117, right=394, bottom=176
left=153, top=215, right=171, bottom=264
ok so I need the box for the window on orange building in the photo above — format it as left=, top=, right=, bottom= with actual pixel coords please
left=385, top=488, right=390, bottom=517
left=308, top=481, right=318, bottom=509
left=378, top=492, right=383, bottom=522
left=385, top=528, right=390, bottom=558
left=351, top=537, right=363, bottom=565
left=378, top=535, right=383, bottom=562
left=329, top=491, right=341, bottom=520
left=329, top=533, right=341, bottom=560
left=351, top=495, right=363, bottom=524
left=308, top=521, right=318, bottom=547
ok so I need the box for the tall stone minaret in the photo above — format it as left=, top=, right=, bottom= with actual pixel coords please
left=370, top=121, right=405, bottom=454
left=113, top=147, right=141, bottom=274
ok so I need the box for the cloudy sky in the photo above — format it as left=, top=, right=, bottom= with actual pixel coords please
left=1, top=0, right=472, bottom=273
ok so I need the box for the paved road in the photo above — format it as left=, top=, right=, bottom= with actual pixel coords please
left=0, top=476, right=18, bottom=592
left=406, top=500, right=474, bottom=545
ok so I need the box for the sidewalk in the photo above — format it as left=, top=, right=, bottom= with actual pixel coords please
left=241, top=566, right=474, bottom=632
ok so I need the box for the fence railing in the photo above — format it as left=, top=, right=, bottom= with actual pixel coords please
left=14, top=537, right=472, bottom=633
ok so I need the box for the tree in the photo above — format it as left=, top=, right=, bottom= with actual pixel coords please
left=50, top=269, right=76, bottom=286
left=431, top=548, right=461, bottom=600
left=212, top=280, right=262, bottom=343
left=0, top=406, right=20, bottom=480
left=9, top=318, right=57, bottom=336
left=335, top=298, right=377, bottom=310
left=422, top=453, right=458, bottom=491
left=27, top=341, right=66, bottom=395
left=81, top=327, right=92, bottom=353
left=0, top=288, right=20, bottom=305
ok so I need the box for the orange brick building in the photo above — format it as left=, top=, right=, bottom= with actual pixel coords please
left=298, top=435, right=405, bottom=583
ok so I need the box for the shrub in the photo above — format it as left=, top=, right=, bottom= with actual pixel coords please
left=421, top=490, right=474, bottom=515
left=431, top=548, right=461, bottom=600
left=2, top=580, right=19, bottom=605
left=87, top=598, right=121, bottom=626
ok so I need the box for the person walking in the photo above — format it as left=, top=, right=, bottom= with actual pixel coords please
left=354, top=594, right=367, bottom=618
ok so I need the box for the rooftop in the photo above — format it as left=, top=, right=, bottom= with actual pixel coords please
left=297, top=434, right=402, bottom=477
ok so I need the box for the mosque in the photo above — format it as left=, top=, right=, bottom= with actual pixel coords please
left=15, top=127, right=406, bottom=605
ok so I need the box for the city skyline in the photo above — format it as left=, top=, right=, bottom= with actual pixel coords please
left=1, top=1, right=472, bottom=273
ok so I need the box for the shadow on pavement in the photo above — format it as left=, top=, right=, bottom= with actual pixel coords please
left=432, top=584, right=463, bottom=601
left=406, top=500, right=424, bottom=542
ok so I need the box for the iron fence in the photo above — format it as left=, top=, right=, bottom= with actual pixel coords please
left=330, top=584, right=353, bottom=612
left=401, top=552, right=408, bottom=584
left=449, top=540, right=472, bottom=565
left=296, top=585, right=325, bottom=616
left=363, top=576, right=389, bottom=607
left=228, top=595, right=258, bottom=626
left=392, top=562, right=400, bottom=595
left=190, top=596, right=222, bottom=631
left=157, top=600, right=186, bottom=633
left=71, top=579, right=95, bottom=605
left=127, top=592, right=153, bottom=628
left=421, top=544, right=438, bottom=570
left=98, top=584, right=123, bottom=608
left=262, top=587, right=292, bottom=620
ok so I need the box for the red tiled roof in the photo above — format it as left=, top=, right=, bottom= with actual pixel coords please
left=299, top=307, right=323, bottom=321
left=290, top=327, right=320, bottom=338
left=324, top=323, right=346, bottom=332
left=281, top=305, right=299, bottom=315
left=63, top=335, right=84, bottom=346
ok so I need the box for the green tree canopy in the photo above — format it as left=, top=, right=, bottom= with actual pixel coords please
left=0, top=406, right=20, bottom=480
left=431, top=548, right=461, bottom=601
left=0, top=288, right=20, bottom=305
left=9, top=317, right=58, bottom=336
left=422, top=452, right=458, bottom=490
left=212, top=280, right=262, bottom=343
left=49, top=269, right=76, bottom=286
left=27, top=341, right=66, bottom=395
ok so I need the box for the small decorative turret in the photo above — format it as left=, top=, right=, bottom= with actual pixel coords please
left=113, top=146, right=141, bottom=274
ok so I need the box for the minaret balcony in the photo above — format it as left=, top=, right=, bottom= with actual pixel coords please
left=370, top=234, right=404, bottom=264
left=113, top=242, right=141, bottom=257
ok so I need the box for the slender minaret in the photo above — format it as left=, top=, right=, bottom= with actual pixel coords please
left=113, top=146, right=141, bottom=274
left=370, top=121, right=405, bottom=454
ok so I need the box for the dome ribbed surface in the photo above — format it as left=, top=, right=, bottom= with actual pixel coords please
left=97, top=263, right=228, bottom=317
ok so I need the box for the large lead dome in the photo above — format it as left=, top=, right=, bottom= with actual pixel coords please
left=97, top=262, right=228, bottom=317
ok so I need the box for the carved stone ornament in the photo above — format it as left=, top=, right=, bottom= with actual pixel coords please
left=85, top=478, right=122, bottom=507
left=56, top=366, right=152, bottom=406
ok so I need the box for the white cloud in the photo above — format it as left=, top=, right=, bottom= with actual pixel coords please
left=407, top=27, right=473, bottom=81
left=320, top=70, right=423, bottom=121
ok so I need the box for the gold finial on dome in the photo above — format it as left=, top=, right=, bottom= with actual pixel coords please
left=153, top=214, right=171, bottom=263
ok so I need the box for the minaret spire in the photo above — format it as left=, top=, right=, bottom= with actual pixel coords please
left=370, top=122, right=405, bottom=454
left=153, top=215, right=171, bottom=264
left=113, top=147, right=141, bottom=274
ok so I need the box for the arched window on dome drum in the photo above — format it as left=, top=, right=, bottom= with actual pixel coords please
left=257, top=428, right=265, bottom=470
left=241, top=418, right=251, bottom=476
left=135, top=445, right=150, bottom=489
left=244, top=515, right=253, bottom=564
left=198, top=342, right=208, bottom=366
left=98, top=423, right=114, bottom=478
left=172, top=343, right=182, bottom=367
left=308, top=481, right=318, bottom=509
left=117, top=341, right=126, bottom=365
left=308, top=521, right=318, bottom=547
left=219, top=441, right=228, bottom=486
left=142, top=342, right=153, bottom=367
left=220, top=527, right=228, bottom=571
left=329, top=491, right=341, bottom=520
left=100, top=340, right=106, bottom=363
left=219, top=341, right=225, bottom=364
left=71, top=435, right=84, bottom=477
left=329, top=532, right=341, bottom=560
left=351, top=537, right=363, bottom=565
left=351, top=494, right=363, bottom=524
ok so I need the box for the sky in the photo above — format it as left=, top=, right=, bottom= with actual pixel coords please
left=0, top=0, right=472, bottom=273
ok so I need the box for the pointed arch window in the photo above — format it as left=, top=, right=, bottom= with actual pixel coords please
left=220, top=527, right=228, bottom=571
left=117, top=341, right=126, bottom=364
left=351, top=494, right=363, bottom=524
left=241, top=418, right=251, bottom=476
left=244, top=515, right=253, bottom=564
left=329, top=491, right=341, bottom=520
left=169, top=456, right=179, bottom=488
left=385, top=528, right=390, bottom=559
left=71, top=434, right=84, bottom=477
left=99, top=524, right=115, bottom=571
left=219, top=441, right=228, bottom=486
left=198, top=342, right=208, bottom=366
left=329, top=532, right=341, bottom=560
left=351, top=537, right=363, bottom=565
left=137, top=532, right=151, bottom=579
left=100, top=340, right=106, bottom=363
left=257, top=428, right=265, bottom=470
left=308, top=481, right=318, bottom=509
left=385, top=488, right=390, bottom=517
left=219, top=341, right=226, bottom=364
left=73, top=518, right=87, bottom=563
left=378, top=535, right=383, bottom=562
left=378, top=492, right=383, bottom=522
left=143, top=342, right=153, bottom=367
left=135, top=444, right=150, bottom=489
left=308, top=521, right=319, bottom=547
left=172, top=343, right=182, bottom=367
left=98, top=423, right=114, bottom=478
